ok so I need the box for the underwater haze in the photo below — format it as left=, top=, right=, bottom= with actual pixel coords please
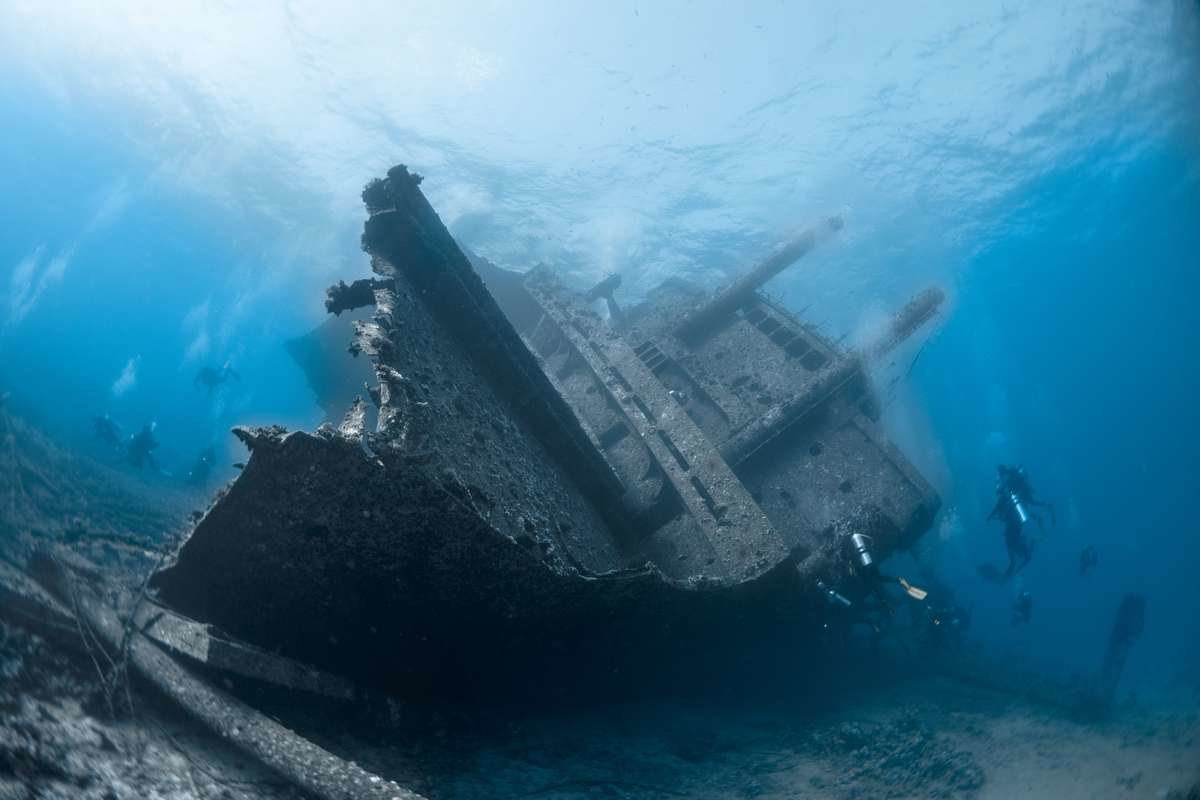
left=2, top=0, right=1199, bottom=727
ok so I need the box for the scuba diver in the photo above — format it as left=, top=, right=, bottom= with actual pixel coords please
left=92, top=415, right=123, bottom=451
left=995, top=465, right=1056, bottom=525
left=194, top=362, right=240, bottom=394
left=126, top=423, right=160, bottom=470
left=916, top=580, right=972, bottom=651
left=847, top=532, right=928, bottom=604
left=923, top=601, right=972, bottom=651
left=814, top=578, right=856, bottom=649
left=186, top=445, right=216, bottom=487
left=1011, top=591, right=1033, bottom=625
left=979, top=464, right=1055, bottom=582
left=816, top=530, right=928, bottom=639
left=1079, top=544, right=1099, bottom=576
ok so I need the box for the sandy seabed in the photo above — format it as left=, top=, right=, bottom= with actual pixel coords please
left=2, top=614, right=1196, bottom=800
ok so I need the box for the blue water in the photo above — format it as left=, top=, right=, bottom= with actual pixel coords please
left=1, top=3, right=1198, bottom=693
left=914, top=146, right=1200, bottom=687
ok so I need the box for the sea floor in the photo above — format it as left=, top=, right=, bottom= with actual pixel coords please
left=0, top=620, right=302, bottom=800
left=333, top=677, right=1199, bottom=800
left=2, top=613, right=1196, bottom=800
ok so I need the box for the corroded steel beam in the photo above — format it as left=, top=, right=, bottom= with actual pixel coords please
left=675, top=216, right=842, bottom=341
left=32, top=552, right=423, bottom=800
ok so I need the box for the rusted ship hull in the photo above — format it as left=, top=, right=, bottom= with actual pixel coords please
left=152, top=165, right=940, bottom=703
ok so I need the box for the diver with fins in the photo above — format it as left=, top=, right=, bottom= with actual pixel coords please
left=194, top=362, right=240, bottom=394
left=978, top=464, right=1055, bottom=582
left=186, top=445, right=217, bottom=486
left=847, top=532, right=929, bottom=604
left=1011, top=591, right=1033, bottom=625
left=92, top=414, right=123, bottom=451
left=126, top=422, right=161, bottom=471
left=1079, top=544, right=1098, bottom=576
left=913, top=578, right=972, bottom=650
left=815, top=531, right=929, bottom=638
left=923, top=599, right=972, bottom=650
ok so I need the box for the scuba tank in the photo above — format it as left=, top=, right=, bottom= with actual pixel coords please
left=1009, top=490, right=1029, bottom=525
left=849, top=533, right=875, bottom=571
left=816, top=579, right=852, bottom=609
left=847, top=532, right=928, bottom=601
left=999, top=467, right=1030, bottom=525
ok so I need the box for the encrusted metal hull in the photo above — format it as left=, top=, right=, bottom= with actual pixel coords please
left=153, top=165, right=941, bottom=702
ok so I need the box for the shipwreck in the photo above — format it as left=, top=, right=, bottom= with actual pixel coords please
left=0, top=165, right=946, bottom=800
left=1, top=166, right=1166, bottom=800
left=144, top=165, right=943, bottom=705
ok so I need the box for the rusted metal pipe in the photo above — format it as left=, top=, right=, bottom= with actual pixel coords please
left=31, top=552, right=424, bottom=800
left=869, top=287, right=945, bottom=358
left=719, top=355, right=860, bottom=466
left=675, top=216, right=843, bottom=341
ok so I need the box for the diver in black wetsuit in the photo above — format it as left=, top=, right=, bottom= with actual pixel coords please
left=186, top=445, right=216, bottom=486
left=995, top=465, right=1056, bottom=526
left=981, top=465, right=1055, bottom=581
left=1079, top=544, right=1099, bottom=576
left=828, top=532, right=928, bottom=634
left=1011, top=591, right=1033, bottom=625
left=127, top=423, right=160, bottom=470
left=194, top=363, right=240, bottom=394
left=923, top=600, right=972, bottom=650
left=93, top=414, right=122, bottom=451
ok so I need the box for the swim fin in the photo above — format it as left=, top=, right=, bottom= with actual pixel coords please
left=898, top=577, right=928, bottom=601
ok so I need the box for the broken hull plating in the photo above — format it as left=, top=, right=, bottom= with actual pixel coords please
left=153, top=165, right=940, bottom=703
left=154, top=427, right=824, bottom=702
